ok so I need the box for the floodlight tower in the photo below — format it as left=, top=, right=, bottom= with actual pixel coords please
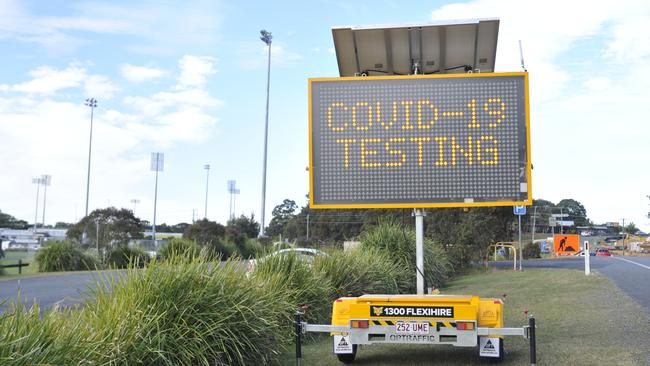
left=32, top=177, right=43, bottom=233
left=130, top=199, right=140, bottom=216
left=151, top=153, right=164, bottom=245
left=84, top=98, right=97, bottom=217
left=41, top=175, right=51, bottom=227
left=203, top=164, right=210, bottom=218
left=259, top=29, right=272, bottom=237
left=227, top=180, right=240, bottom=219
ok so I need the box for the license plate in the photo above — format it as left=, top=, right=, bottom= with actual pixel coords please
left=395, top=321, right=429, bottom=335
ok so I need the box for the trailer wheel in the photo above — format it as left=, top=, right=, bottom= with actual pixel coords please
left=336, top=345, right=357, bottom=363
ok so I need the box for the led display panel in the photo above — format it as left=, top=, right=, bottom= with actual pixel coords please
left=309, top=72, right=531, bottom=208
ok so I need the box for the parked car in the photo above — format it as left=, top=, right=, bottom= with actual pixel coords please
left=246, top=247, right=328, bottom=273
left=595, top=248, right=612, bottom=257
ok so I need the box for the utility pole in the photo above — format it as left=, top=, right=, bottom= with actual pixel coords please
left=621, top=218, right=625, bottom=255
left=531, top=205, right=537, bottom=255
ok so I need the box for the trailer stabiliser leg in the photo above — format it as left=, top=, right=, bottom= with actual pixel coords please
left=529, top=315, right=537, bottom=366
left=295, top=311, right=303, bottom=366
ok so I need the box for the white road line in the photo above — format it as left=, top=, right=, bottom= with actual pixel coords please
left=612, top=256, right=650, bottom=270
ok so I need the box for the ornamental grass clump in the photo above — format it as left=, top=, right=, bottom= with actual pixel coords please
left=35, top=241, right=99, bottom=272
left=79, top=255, right=293, bottom=365
left=0, top=302, right=91, bottom=365
left=360, top=220, right=454, bottom=291
left=313, top=247, right=411, bottom=297
left=106, top=245, right=150, bottom=268
left=250, top=251, right=334, bottom=324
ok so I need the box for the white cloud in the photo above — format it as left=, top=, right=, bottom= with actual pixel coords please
left=177, top=55, right=216, bottom=89
left=429, top=0, right=650, bottom=230
left=0, top=55, right=222, bottom=224
left=0, top=63, right=119, bottom=99
left=11, top=64, right=86, bottom=95
left=120, top=64, right=168, bottom=82
left=0, top=0, right=223, bottom=54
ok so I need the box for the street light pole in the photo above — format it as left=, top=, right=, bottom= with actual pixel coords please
left=259, top=29, right=272, bottom=237
left=204, top=164, right=210, bottom=219
left=84, top=98, right=97, bottom=217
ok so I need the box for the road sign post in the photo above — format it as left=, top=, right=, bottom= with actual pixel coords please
left=584, top=240, right=591, bottom=276
left=514, top=206, right=526, bottom=270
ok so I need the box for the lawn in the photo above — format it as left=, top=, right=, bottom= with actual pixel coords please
left=0, top=250, right=37, bottom=276
left=281, top=268, right=650, bottom=365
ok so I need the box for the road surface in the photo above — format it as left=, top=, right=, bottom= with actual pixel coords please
left=0, top=270, right=122, bottom=312
left=490, top=256, right=650, bottom=314
left=2, top=257, right=649, bottom=314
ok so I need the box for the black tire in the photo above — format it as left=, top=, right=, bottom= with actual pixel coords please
left=336, top=345, right=358, bottom=364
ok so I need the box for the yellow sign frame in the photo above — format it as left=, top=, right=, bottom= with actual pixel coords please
left=308, top=72, right=532, bottom=209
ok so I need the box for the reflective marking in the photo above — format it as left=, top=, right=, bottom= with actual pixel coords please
left=612, top=256, right=650, bottom=270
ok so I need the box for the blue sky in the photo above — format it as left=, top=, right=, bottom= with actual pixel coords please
left=1, top=0, right=649, bottom=231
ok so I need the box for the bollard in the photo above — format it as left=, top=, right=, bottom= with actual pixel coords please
left=295, top=311, right=303, bottom=366
left=18, top=259, right=22, bottom=275
left=529, top=315, right=536, bottom=366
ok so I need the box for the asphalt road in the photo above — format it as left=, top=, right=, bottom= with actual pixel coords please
left=490, top=256, right=650, bottom=314
left=0, top=270, right=122, bottom=313
left=2, top=257, right=649, bottom=315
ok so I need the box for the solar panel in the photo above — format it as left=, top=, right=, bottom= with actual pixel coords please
left=332, top=19, right=499, bottom=77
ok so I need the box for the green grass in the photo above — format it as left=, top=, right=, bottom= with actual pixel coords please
left=0, top=251, right=36, bottom=276
left=280, top=268, right=650, bottom=365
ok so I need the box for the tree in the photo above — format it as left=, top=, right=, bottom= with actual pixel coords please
left=66, top=207, right=144, bottom=250
left=624, top=222, right=638, bottom=234
left=557, top=199, right=588, bottom=227
left=54, top=222, right=74, bottom=229
left=266, top=199, right=298, bottom=237
left=226, top=214, right=260, bottom=245
left=183, top=219, right=226, bottom=246
left=0, top=210, right=29, bottom=229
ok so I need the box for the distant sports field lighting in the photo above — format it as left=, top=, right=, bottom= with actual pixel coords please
left=203, top=164, right=210, bottom=219
left=260, top=30, right=272, bottom=45
left=84, top=98, right=97, bottom=218
left=259, top=29, right=272, bottom=237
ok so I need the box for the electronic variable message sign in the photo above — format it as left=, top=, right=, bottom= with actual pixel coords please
left=309, top=72, right=531, bottom=208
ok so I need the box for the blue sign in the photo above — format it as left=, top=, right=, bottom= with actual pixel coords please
left=513, top=206, right=526, bottom=215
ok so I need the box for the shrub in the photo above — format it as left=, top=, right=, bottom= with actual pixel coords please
left=523, top=241, right=541, bottom=259
left=106, top=245, right=150, bottom=268
left=360, top=220, right=454, bottom=291
left=81, top=256, right=293, bottom=365
left=35, top=241, right=99, bottom=272
left=250, top=251, right=333, bottom=324
left=313, top=248, right=411, bottom=297
left=158, top=238, right=201, bottom=260
left=235, top=238, right=263, bottom=259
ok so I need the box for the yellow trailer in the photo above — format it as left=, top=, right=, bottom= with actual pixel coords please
left=295, top=294, right=537, bottom=364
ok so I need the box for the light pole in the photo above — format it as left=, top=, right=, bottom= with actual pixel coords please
left=130, top=199, right=140, bottom=216
left=84, top=98, right=97, bottom=217
left=203, top=164, right=210, bottom=218
left=151, top=153, right=164, bottom=246
left=41, top=175, right=51, bottom=227
left=259, top=29, right=272, bottom=237
left=32, top=177, right=43, bottom=233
